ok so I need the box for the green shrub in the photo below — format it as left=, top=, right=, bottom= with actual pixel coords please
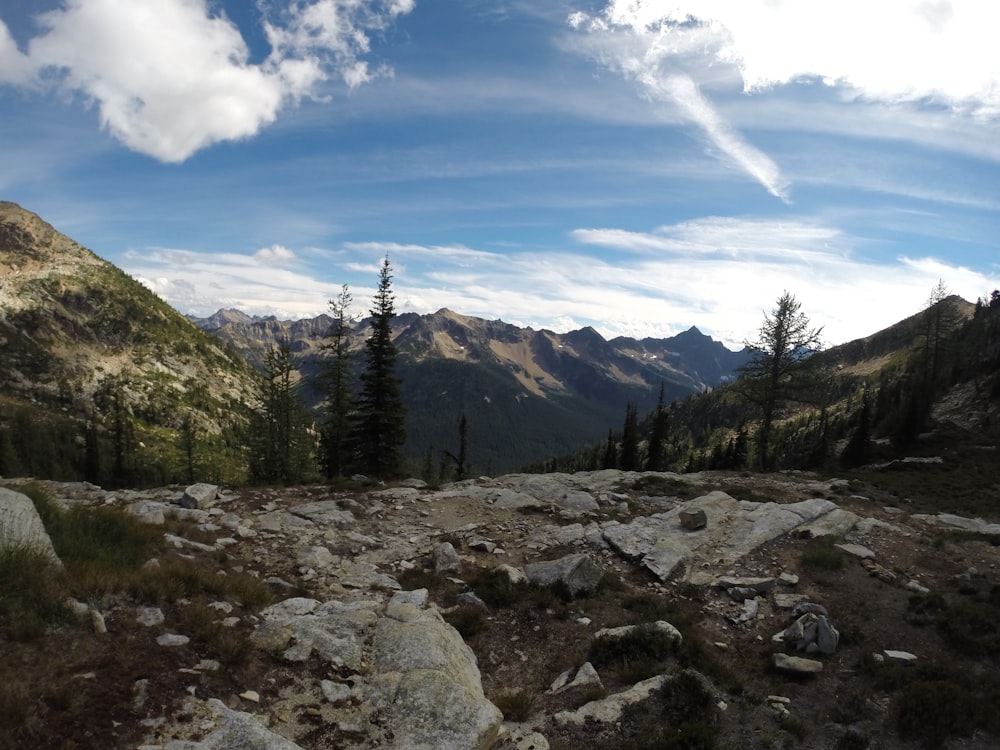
left=469, top=567, right=526, bottom=608
left=895, top=679, right=979, bottom=747
left=800, top=537, right=845, bottom=571
left=443, top=604, right=488, bottom=638
left=495, top=689, right=536, bottom=722
left=590, top=624, right=679, bottom=683
left=660, top=671, right=714, bottom=725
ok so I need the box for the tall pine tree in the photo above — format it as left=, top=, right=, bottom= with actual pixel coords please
left=350, top=255, right=407, bottom=477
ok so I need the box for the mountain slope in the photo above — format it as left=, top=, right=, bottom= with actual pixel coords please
left=0, top=202, right=260, bottom=484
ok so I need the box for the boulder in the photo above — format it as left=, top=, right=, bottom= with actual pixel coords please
left=163, top=698, right=304, bottom=749
left=679, top=507, right=707, bottom=530
left=524, top=553, right=603, bottom=596
left=0, top=487, right=61, bottom=565
left=432, top=542, right=461, bottom=573
left=370, top=603, right=502, bottom=749
left=179, top=483, right=219, bottom=510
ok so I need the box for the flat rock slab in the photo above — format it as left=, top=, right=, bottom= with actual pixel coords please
left=603, top=491, right=858, bottom=584
left=773, top=653, right=823, bottom=674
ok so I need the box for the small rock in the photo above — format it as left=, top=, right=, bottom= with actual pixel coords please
left=884, top=649, right=918, bottom=664
left=679, top=508, right=707, bottom=530
left=773, top=653, right=823, bottom=674
left=835, top=543, right=876, bottom=559
left=91, top=609, right=107, bottom=634
left=136, top=606, right=165, bottom=627
left=320, top=680, right=352, bottom=704
left=156, top=633, right=190, bottom=647
left=239, top=690, right=261, bottom=703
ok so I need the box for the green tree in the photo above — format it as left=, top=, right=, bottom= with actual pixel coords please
left=620, top=401, right=640, bottom=471
left=318, top=284, right=354, bottom=479
left=645, top=383, right=670, bottom=471
left=441, top=414, right=469, bottom=481
left=735, top=292, right=824, bottom=471
left=249, top=339, right=314, bottom=484
left=350, top=255, right=407, bottom=478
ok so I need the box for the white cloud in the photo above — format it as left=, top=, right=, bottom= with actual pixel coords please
left=254, top=244, right=297, bottom=264
left=5, top=0, right=413, bottom=162
left=582, top=1, right=1000, bottom=117
left=0, top=20, right=36, bottom=85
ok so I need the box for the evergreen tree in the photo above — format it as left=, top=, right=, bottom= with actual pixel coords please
left=734, top=292, right=824, bottom=471
left=645, top=383, right=669, bottom=471
left=249, top=339, right=314, bottom=484
left=620, top=401, right=639, bottom=471
left=179, top=414, right=197, bottom=483
left=841, top=384, right=872, bottom=467
left=602, top=428, right=618, bottom=469
left=442, top=415, right=469, bottom=481
left=350, top=255, right=407, bottom=478
left=318, top=284, right=354, bottom=479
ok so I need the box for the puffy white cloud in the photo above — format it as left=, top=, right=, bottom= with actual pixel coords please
left=6, top=0, right=413, bottom=162
left=254, top=244, right=297, bottom=263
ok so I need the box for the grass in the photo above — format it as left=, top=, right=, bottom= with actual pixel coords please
left=0, top=483, right=276, bottom=746
left=799, top=536, right=845, bottom=571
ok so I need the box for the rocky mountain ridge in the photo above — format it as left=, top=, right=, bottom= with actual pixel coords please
left=3, top=465, right=999, bottom=749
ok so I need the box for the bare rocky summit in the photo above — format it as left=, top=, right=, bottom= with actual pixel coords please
left=3, top=467, right=999, bottom=749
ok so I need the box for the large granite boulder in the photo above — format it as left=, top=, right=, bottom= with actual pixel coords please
left=369, top=601, right=502, bottom=750
left=0, top=487, right=61, bottom=565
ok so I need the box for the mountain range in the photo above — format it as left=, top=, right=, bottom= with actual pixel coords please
left=188, top=306, right=750, bottom=473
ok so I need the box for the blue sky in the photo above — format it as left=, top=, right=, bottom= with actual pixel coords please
left=1, top=0, right=997, bottom=349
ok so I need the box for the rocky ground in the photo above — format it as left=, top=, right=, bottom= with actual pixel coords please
left=2, top=466, right=1000, bottom=750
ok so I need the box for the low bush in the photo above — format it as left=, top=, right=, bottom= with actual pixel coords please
left=0, top=543, right=67, bottom=641
left=443, top=604, right=488, bottom=638
left=495, top=688, right=536, bottom=722
left=800, top=537, right=845, bottom=571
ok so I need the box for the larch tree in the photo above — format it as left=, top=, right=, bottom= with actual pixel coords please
left=735, top=292, right=824, bottom=471
left=249, top=338, right=314, bottom=484
left=318, top=284, right=354, bottom=479
left=350, top=255, right=407, bottom=478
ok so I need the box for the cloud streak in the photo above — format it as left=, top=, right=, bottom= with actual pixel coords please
left=568, top=6, right=790, bottom=201
left=0, top=0, right=413, bottom=162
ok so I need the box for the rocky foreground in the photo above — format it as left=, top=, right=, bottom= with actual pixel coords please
left=3, top=469, right=999, bottom=749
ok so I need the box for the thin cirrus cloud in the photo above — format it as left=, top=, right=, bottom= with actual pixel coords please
left=125, top=216, right=998, bottom=351
left=568, top=0, right=1000, bottom=200
left=0, top=0, right=414, bottom=163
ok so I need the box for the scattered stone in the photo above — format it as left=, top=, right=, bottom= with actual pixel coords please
left=320, top=680, right=352, bottom=705
left=239, top=690, right=260, bottom=703
left=884, top=650, right=918, bottom=664
left=548, top=662, right=603, bottom=695
left=594, top=620, right=682, bottom=644
left=778, top=572, right=800, bottom=586
left=835, top=542, right=876, bottom=559
left=90, top=609, right=107, bottom=634
left=862, top=558, right=898, bottom=583
left=524, top=553, right=603, bottom=596
left=432, top=542, right=462, bottom=573
left=772, top=653, right=823, bottom=674
left=679, top=508, right=707, bottom=530
left=137, top=606, right=165, bottom=627
left=179, top=483, right=219, bottom=510
left=157, top=634, right=190, bottom=647
left=904, top=580, right=931, bottom=594
left=554, top=675, right=667, bottom=726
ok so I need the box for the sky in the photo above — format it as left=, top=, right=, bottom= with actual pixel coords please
left=1, top=0, right=998, bottom=351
